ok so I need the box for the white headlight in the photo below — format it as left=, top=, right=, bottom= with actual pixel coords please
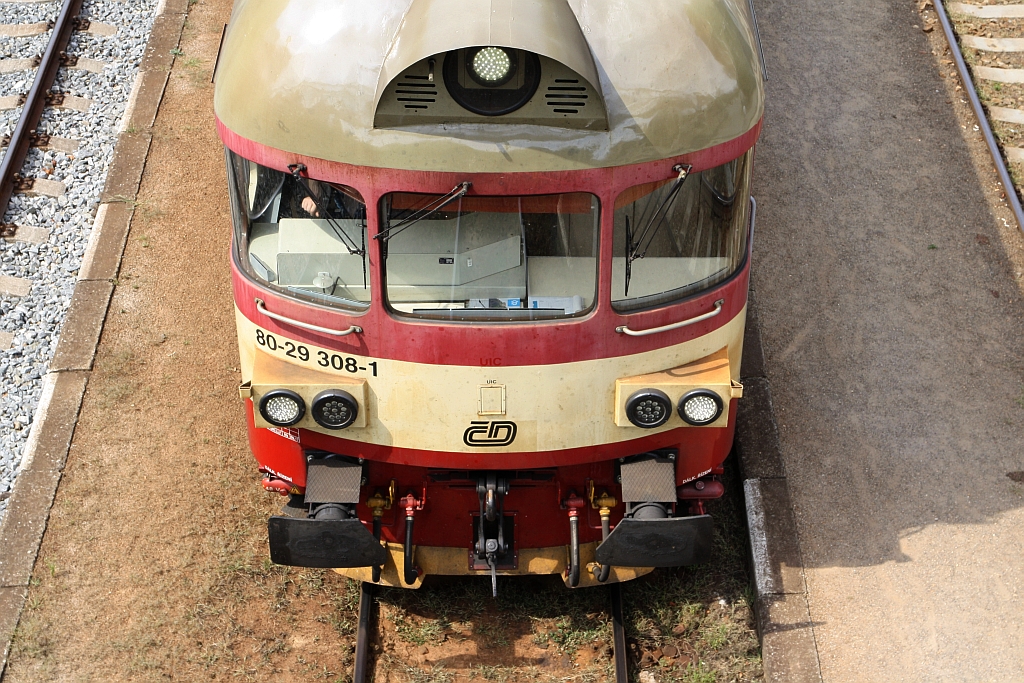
left=260, top=390, right=305, bottom=426
left=679, top=390, right=723, bottom=425
left=472, top=47, right=511, bottom=83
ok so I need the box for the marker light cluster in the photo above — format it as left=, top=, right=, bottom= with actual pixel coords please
left=259, top=389, right=305, bottom=427
left=311, top=389, right=359, bottom=430
left=259, top=388, right=360, bottom=430
left=471, top=47, right=512, bottom=84
left=625, top=388, right=724, bottom=428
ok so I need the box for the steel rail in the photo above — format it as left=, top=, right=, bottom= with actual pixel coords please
left=933, top=0, right=1024, bottom=233
left=352, top=581, right=377, bottom=683
left=0, top=0, right=85, bottom=225
left=610, top=584, right=629, bottom=683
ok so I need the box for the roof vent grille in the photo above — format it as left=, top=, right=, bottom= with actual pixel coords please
left=545, top=78, right=587, bottom=114
left=396, top=74, right=437, bottom=109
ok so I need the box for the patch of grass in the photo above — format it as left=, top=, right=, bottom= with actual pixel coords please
left=475, top=664, right=520, bottom=682
left=394, top=612, right=447, bottom=646
left=547, top=613, right=604, bottom=654
left=475, top=622, right=512, bottom=648
left=379, top=654, right=455, bottom=683
left=676, top=662, right=718, bottom=683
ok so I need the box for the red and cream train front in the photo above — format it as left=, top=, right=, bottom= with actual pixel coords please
left=214, top=0, right=765, bottom=588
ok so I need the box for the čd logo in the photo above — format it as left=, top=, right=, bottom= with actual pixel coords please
left=463, top=421, right=517, bottom=447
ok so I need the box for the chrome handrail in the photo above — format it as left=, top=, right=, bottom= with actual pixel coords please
left=255, top=298, right=362, bottom=337
left=615, top=299, right=725, bottom=337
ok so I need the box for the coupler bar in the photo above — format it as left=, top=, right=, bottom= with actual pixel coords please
left=595, top=515, right=714, bottom=568
left=268, top=516, right=387, bottom=568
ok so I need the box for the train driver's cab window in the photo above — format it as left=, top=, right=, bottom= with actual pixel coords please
left=379, top=190, right=599, bottom=321
left=612, top=151, right=752, bottom=312
left=226, top=150, right=370, bottom=310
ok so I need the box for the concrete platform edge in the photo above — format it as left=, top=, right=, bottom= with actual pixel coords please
left=0, top=2, right=186, bottom=675
left=738, top=296, right=823, bottom=682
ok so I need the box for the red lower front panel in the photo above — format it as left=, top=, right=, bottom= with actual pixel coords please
left=245, top=399, right=734, bottom=551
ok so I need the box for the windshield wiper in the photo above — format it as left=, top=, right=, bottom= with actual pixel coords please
left=288, top=164, right=365, bottom=256
left=374, top=182, right=471, bottom=242
left=624, top=164, right=691, bottom=297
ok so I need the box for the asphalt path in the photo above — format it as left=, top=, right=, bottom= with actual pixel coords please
left=753, top=0, right=1024, bottom=679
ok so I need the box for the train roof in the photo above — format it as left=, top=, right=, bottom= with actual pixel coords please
left=214, top=0, right=765, bottom=173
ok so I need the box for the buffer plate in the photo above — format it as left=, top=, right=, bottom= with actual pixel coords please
left=595, top=515, right=713, bottom=567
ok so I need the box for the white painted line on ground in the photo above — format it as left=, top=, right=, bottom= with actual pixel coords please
left=23, top=178, right=65, bottom=197
left=0, top=58, right=37, bottom=74
left=55, top=95, right=91, bottom=112
left=14, top=372, right=57, bottom=474
left=84, top=21, right=117, bottom=37
left=2, top=225, right=50, bottom=244
left=990, top=106, right=1024, bottom=125
left=71, top=57, right=106, bottom=74
left=0, top=275, right=31, bottom=297
left=117, top=71, right=144, bottom=135
left=976, top=66, right=1024, bottom=83
left=744, top=478, right=777, bottom=596
left=1007, top=147, right=1024, bottom=163
left=0, top=22, right=49, bottom=37
left=78, top=203, right=109, bottom=281
left=962, top=36, right=1024, bottom=52
left=950, top=2, right=1024, bottom=18
left=0, top=332, right=13, bottom=351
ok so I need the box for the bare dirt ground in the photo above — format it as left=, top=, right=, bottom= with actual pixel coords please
left=0, top=0, right=762, bottom=680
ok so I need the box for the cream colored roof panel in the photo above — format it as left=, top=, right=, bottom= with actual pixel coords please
left=214, top=0, right=764, bottom=173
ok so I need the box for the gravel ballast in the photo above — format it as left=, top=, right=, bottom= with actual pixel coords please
left=0, top=0, right=159, bottom=520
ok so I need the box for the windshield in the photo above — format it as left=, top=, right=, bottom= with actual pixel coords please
left=380, top=191, right=599, bottom=321
left=227, top=151, right=370, bottom=310
left=612, top=151, right=752, bottom=312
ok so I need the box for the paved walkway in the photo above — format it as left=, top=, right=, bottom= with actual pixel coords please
left=754, top=0, right=1024, bottom=679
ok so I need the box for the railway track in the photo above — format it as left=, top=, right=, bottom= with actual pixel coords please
left=351, top=582, right=634, bottom=683
left=0, top=0, right=157, bottom=516
left=931, top=0, right=1024, bottom=231
left=0, top=0, right=117, bottom=236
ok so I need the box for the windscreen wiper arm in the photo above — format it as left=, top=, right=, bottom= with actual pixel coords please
left=624, top=164, right=691, bottom=297
left=288, top=164, right=365, bottom=256
left=374, top=182, right=471, bottom=242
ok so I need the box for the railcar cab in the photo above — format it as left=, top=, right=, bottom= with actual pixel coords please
left=224, top=141, right=755, bottom=587
left=216, top=0, right=763, bottom=588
